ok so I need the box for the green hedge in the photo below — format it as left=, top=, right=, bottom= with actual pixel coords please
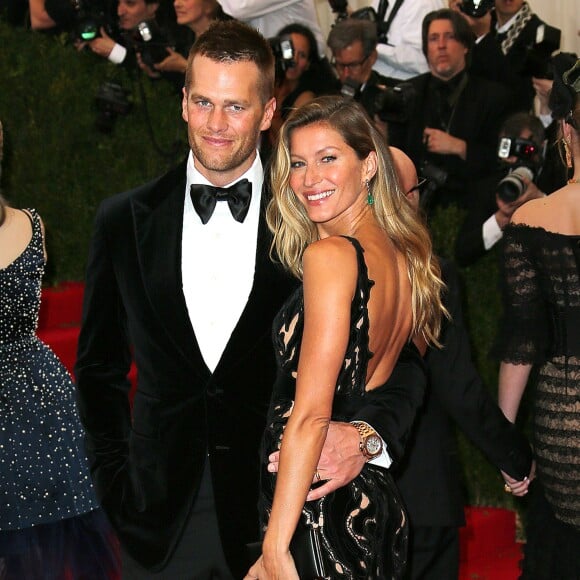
left=0, top=20, right=522, bottom=511
left=0, top=21, right=186, bottom=281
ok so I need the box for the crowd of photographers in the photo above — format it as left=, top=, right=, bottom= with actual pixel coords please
left=2, top=1, right=578, bottom=577
left=7, top=0, right=573, bottom=268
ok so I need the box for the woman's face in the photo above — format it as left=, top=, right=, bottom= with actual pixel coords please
left=285, top=33, right=311, bottom=82
left=288, top=122, right=376, bottom=230
left=173, top=0, right=206, bottom=27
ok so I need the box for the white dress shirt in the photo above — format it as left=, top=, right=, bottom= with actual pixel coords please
left=181, top=151, right=263, bottom=372
left=372, top=0, right=445, bottom=80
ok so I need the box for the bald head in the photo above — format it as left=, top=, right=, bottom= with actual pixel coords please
left=390, top=146, right=419, bottom=210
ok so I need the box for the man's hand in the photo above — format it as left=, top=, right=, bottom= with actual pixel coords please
left=152, top=48, right=187, bottom=74
left=494, top=177, right=545, bottom=229
left=267, top=421, right=365, bottom=501
left=532, top=77, right=554, bottom=116
left=87, top=28, right=115, bottom=59
left=423, top=128, right=467, bottom=159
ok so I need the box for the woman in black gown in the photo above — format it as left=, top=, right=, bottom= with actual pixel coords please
left=497, top=59, right=580, bottom=579
left=246, top=97, right=446, bottom=579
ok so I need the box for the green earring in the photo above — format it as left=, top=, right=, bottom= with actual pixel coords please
left=366, top=179, right=374, bottom=205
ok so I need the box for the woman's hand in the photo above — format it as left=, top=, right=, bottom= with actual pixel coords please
left=501, top=461, right=535, bottom=497
left=245, top=551, right=299, bottom=580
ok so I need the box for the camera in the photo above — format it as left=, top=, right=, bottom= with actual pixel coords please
left=342, top=80, right=415, bottom=123
left=328, top=0, right=390, bottom=44
left=458, top=0, right=494, bottom=18
left=521, top=24, right=561, bottom=79
left=497, top=137, right=541, bottom=163
left=133, top=20, right=171, bottom=69
left=497, top=166, right=534, bottom=203
left=418, top=160, right=448, bottom=210
left=73, top=0, right=114, bottom=42
left=269, top=35, right=295, bottom=81
left=368, top=82, right=415, bottom=123
left=95, top=82, right=132, bottom=133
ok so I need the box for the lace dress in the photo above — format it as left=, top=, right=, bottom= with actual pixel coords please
left=0, top=209, right=118, bottom=578
left=497, top=223, right=580, bottom=577
left=259, top=237, right=409, bottom=579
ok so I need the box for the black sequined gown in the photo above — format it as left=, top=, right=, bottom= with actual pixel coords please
left=0, top=209, right=118, bottom=578
left=259, top=237, right=408, bottom=579
left=498, top=223, right=580, bottom=578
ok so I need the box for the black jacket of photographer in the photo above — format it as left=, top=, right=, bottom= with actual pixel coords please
left=454, top=122, right=567, bottom=267
left=388, top=69, right=511, bottom=209
left=471, top=10, right=550, bottom=114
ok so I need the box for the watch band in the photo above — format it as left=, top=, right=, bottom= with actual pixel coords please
left=351, top=421, right=382, bottom=460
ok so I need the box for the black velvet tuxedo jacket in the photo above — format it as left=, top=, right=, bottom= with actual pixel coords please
left=75, top=160, right=297, bottom=575
left=75, top=160, right=428, bottom=575
left=394, top=260, right=532, bottom=528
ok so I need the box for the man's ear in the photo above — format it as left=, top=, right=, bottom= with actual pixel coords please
left=260, top=97, right=277, bottom=132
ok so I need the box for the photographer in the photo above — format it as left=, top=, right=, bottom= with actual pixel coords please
left=388, top=8, right=510, bottom=211
left=327, top=18, right=400, bottom=137
left=65, top=0, right=158, bottom=66
left=451, top=0, right=560, bottom=114
left=455, top=111, right=566, bottom=266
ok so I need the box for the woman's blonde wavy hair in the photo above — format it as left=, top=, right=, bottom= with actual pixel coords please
left=267, top=96, right=446, bottom=346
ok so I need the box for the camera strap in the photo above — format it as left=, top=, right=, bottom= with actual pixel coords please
left=443, top=72, right=469, bottom=133
left=380, top=0, right=405, bottom=44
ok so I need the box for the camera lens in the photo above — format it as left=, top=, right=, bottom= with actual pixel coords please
left=497, top=166, right=533, bottom=203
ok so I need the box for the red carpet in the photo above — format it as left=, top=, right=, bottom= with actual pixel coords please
left=38, top=283, right=524, bottom=578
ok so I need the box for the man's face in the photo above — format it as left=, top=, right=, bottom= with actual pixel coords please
left=331, top=40, right=376, bottom=86
left=181, top=55, right=275, bottom=186
left=494, top=0, right=524, bottom=21
left=426, top=19, right=467, bottom=81
left=117, top=0, right=158, bottom=31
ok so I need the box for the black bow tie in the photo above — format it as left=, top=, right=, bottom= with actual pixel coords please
left=190, top=179, right=253, bottom=224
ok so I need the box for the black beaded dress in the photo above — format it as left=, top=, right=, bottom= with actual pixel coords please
left=497, top=223, right=580, bottom=579
left=0, top=209, right=118, bottom=578
left=259, top=237, right=409, bottom=579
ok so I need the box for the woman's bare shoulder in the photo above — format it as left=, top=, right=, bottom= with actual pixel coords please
left=303, top=237, right=358, bottom=284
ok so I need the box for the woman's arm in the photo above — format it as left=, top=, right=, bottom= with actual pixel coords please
left=498, top=361, right=532, bottom=423
left=259, top=238, right=357, bottom=578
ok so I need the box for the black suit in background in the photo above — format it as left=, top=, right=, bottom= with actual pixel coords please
left=455, top=121, right=568, bottom=268
left=394, top=259, right=533, bottom=579
left=471, top=13, right=550, bottom=114
left=388, top=71, right=510, bottom=210
left=75, top=158, right=429, bottom=577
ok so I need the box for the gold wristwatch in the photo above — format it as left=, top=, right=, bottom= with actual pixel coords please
left=351, top=421, right=383, bottom=461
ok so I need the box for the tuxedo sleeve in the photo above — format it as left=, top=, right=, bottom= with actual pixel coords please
left=352, top=343, right=427, bottom=466
left=425, top=260, right=532, bottom=479
left=75, top=200, right=132, bottom=508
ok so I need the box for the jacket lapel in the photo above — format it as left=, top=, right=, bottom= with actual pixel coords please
left=131, top=161, right=208, bottom=374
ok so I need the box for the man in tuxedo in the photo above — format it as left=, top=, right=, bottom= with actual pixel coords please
left=388, top=8, right=510, bottom=211
left=76, top=20, right=426, bottom=579
left=390, top=148, right=533, bottom=578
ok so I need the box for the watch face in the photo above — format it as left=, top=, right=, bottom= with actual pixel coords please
left=366, top=435, right=382, bottom=456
